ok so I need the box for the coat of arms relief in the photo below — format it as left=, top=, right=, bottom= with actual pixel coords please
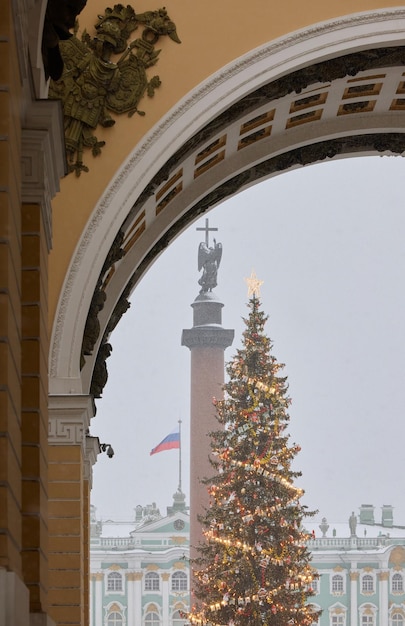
left=49, top=4, right=180, bottom=175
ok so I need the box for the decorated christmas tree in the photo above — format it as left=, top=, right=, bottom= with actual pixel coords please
left=187, top=275, right=320, bottom=626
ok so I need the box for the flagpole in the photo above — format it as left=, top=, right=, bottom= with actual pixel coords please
left=178, top=419, right=182, bottom=492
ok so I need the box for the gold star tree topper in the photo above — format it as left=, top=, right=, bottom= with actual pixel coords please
left=245, top=270, right=264, bottom=297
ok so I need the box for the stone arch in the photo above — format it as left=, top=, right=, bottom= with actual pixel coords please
left=49, top=8, right=405, bottom=399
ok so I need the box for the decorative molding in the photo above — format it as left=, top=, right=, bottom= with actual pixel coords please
left=22, top=98, right=66, bottom=251
left=146, top=564, right=159, bottom=571
left=170, top=536, right=187, bottom=545
left=350, top=572, right=359, bottom=581
left=161, top=573, right=170, bottom=582
left=48, top=417, right=84, bottom=445
left=126, top=572, right=142, bottom=581
left=182, top=327, right=234, bottom=350
left=378, top=571, right=390, bottom=581
left=48, top=394, right=94, bottom=446
left=389, top=546, right=405, bottom=566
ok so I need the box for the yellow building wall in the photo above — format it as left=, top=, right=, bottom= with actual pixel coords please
left=0, top=0, right=23, bottom=577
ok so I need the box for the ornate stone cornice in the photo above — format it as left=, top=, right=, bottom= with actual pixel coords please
left=22, top=99, right=66, bottom=251
left=48, top=394, right=95, bottom=446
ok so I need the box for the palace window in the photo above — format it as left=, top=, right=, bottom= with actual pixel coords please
left=392, top=574, right=404, bottom=593
left=362, top=575, right=374, bottom=593
left=329, top=603, right=346, bottom=626
left=107, top=612, right=123, bottom=626
left=107, top=572, right=123, bottom=592
left=145, top=572, right=160, bottom=591
left=359, top=603, right=377, bottom=626
left=392, top=613, right=404, bottom=626
left=331, top=574, right=344, bottom=593
left=145, top=612, right=160, bottom=626
left=172, top=571, right=188, bottom=591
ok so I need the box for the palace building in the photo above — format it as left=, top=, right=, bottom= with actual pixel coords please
left=89, top=503, right=405, bottom=626
left=89, top=497, right=189, bottom=626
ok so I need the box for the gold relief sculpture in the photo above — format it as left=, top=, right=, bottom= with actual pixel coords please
left=49, top=3, right=180, bottom=176
left=389, top=546, right=405, bottom=566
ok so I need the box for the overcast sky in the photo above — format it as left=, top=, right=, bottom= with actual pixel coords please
left=91, top=155, right=405, bottom=529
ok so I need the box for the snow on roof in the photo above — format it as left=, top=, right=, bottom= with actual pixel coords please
left=306, top=519, right=405, bottom=540
left=100, top=523, right=136, bottom=538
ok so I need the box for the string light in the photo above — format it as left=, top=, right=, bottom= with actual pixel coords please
left=186, top=295, right=320, bottom=626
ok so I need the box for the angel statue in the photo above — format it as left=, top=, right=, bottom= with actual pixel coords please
left=198, top=239, right=222, bottom=294
left=49, top=4, right=180, bottom=176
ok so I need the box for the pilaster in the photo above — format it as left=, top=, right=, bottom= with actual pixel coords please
left=21, top=201, right=50, bottom=615
left=350, top=570, right=359, bottom=626
left=92, top=573, right=103, bottom=626
left=132, top=572, right=143, bottom=625
left=161, top=573, right=170, bottom=626
left=378, top=571, right=389, bottom=626
left=48, top=395, right=94, bottom=626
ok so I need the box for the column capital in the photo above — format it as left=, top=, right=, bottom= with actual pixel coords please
left=48, top=394, right=95, bottom=447
left=182, top=327, right=234, bottom=349
left=378, top=570, right=390, bottom=581
left=350, top=571, right=360, bottom=581
left=162, top=573, right=171, bottom=582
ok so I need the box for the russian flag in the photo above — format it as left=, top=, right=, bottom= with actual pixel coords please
left=150, top=427, right=180, bottom=455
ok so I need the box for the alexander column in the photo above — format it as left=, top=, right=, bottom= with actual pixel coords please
left=182, top=219, right=234, bottom=554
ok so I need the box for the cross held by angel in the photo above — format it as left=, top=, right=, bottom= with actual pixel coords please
left=196, top=218, right=222, bottom=294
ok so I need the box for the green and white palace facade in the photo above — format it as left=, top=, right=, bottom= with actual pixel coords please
left=90, top=503, right=405, bottom=626
left=90, top=497, right=189, bottom=626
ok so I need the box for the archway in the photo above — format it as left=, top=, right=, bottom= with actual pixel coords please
left=49, top=8, right=405, bottom=400
left=89, top=155, right=405, bottom=525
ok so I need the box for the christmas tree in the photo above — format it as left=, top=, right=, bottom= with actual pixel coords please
left=187, top=278, right=320, bottom=626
